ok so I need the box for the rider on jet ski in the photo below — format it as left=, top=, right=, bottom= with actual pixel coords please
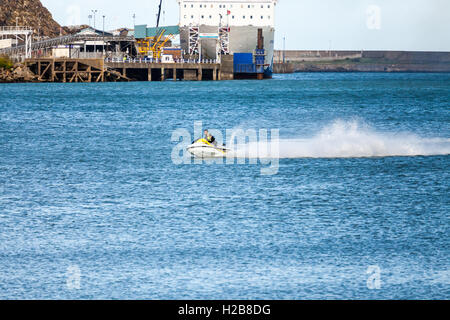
left=204, top=129, right=217, bottom=146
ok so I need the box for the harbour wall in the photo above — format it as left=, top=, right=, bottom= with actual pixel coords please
left=273, top=50, right=450, bottom=73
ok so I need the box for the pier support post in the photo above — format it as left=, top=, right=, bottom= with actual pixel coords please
left=51, top=60, right=55, bottom=82
left=148, top=68, right=152, bottom=81
left=197, top=68, right=202, bottom=81
left=75, top=62, right=79, bottom=82
left=213, top=68, right=217, bottom=81
left=161, top=68, right=165, bottom=81
left=88, top=66, right=92, bottom=82
left=173, top=68, right=177, bottom=81
left=63, top=61, right=66, bottom=83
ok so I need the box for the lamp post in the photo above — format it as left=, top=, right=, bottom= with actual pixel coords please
left=102, top=15, right=106, bottom=54
left=102, top=15, right=105, bottom=36
left=283, top=36, right=286, bottom=63
left=92, top=10, right=98, bottom=55
left=133, top=14, right=136, bottom=27
left=91, top=10, right=98, bottom=29
left=88, top=15, right=92, bottom=27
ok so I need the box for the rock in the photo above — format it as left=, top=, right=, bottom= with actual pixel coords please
left=0, top=63, right=37, bottom=82
left=0, top=0, right=64, bottom=38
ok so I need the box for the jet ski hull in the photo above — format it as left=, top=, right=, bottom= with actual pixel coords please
left=187, top=139, right=228, bottom=158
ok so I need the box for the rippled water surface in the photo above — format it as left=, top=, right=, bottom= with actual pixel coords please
left=0, top=73, right=449, bottom=299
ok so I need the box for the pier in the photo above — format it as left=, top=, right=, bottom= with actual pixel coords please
left=24, top=56, right=234, bottom=82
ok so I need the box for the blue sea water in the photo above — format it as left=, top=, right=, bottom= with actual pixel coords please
left=0, top=73, right=449, bottom=299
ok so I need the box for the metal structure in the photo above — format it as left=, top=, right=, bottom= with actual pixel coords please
left=135, top=1, right=174, bottom=58
left=152, top=32, right=174, bottom=59
left=0, top=33, right=134, bottom=58
left=156, top=0, right=163, bottom=28
left=0, top=26, right=33, bottom=58
left=218, top=27, right=230, bottom=55
left=188, top=26, right=199, bottom=56
left=135, top=28, right=175, bottom=58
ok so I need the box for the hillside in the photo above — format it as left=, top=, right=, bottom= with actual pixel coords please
left=0, top=0, right=64, bottom=37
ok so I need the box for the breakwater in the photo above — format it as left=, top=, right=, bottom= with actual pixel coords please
left=274, top=50, right=450, bottom=73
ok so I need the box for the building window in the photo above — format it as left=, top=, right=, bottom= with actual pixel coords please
left=248, top=5, right=250, bottom=8
left=201, top=15, right=204, bottom=19
left=268, top=5, right=271, bottom=8
left=191, top=15, right=194, bottom=19
left=209, top=15, right=212, bottom=19
left=261, top=16, right=263, bottom=19
left=250, top=16, right=253, bottom=19
left=232, top=16, right=235, bottom=19
left=200, top=4, right=202, bottom=8
left=243, top=16, right=245, bottom=19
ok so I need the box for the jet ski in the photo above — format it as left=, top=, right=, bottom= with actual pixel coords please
left=186, top=138, right=229, bottom=158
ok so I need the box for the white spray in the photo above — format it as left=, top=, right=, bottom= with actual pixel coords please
left=232, top=119, right=450, bottom=159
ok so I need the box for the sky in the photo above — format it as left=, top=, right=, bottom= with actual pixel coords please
left=41, top=0, right=450, bottom=51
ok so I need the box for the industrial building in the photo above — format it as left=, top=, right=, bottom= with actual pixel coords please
left=177, top=0, right=277, bottom=78
left=0, top=0, right=278, bottom=81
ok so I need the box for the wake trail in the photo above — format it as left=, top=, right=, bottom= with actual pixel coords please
left=230, top=120, right=450, bottom=159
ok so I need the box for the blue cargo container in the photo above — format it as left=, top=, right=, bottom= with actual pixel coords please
left=234, top=53, right=254, bottom=73
left=234, top=64, right=257, bottom=73
left=234, top=53, right=253, bottom=64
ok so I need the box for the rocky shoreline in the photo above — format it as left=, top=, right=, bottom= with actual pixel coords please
left=0, top=63, right=38, bottom=83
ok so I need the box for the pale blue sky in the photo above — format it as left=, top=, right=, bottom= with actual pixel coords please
left=41, top=0, right=450, bottom=51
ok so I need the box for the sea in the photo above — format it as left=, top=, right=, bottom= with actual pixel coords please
left=0, top=73, right=449, bottom=299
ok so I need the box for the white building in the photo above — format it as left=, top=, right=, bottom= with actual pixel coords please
left=177, top=0, right=278, bottom=76
left=178, top=0, right=277, bottom=27
left=0, top=38, right=18, bottom=49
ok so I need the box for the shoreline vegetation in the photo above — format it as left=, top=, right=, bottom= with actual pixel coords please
left=0, top=56, right=14, bottom=70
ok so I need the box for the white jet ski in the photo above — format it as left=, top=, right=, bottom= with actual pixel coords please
left=187, top=138, right=229, bottom=158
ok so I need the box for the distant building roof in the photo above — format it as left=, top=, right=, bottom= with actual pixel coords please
left=76, top=27, right=113, bottom=37
left=134, top=25, right=179, bottom=39
left=111, top=28, right=131, bottom=36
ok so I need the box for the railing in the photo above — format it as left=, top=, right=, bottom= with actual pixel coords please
left=105, top=57, right=218, bottom=64
left=0, top=26, right=33, bottom=33
left=0, top=34, right=134, bottom=56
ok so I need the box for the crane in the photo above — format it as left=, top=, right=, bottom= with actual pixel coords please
left=136, top=0, right=174, bottom=58
left=156, top=0, right=163, bottom=28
